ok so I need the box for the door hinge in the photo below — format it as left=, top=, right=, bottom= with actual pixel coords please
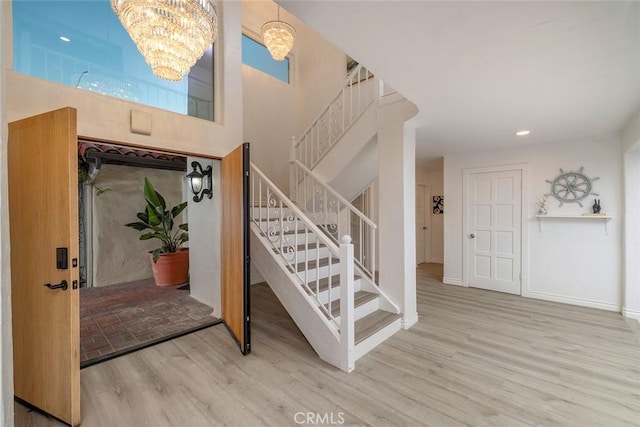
left=246, top=316, right=250, bottom=322
left=245, top=171, right=250, bottom=177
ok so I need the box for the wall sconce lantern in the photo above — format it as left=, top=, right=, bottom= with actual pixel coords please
left=186, top=161, right=213, bottom=202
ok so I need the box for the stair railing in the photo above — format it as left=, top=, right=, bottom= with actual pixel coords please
left=290, top=159, right=377, bottom=288
left=250, top=163, right=355, bottom=367
left=293, top=64, right=377, bottom=170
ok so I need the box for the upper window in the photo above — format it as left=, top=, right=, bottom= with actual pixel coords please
left=12, top=1, right=214, bottom=121
left=242, top=34, right=289, bottom=84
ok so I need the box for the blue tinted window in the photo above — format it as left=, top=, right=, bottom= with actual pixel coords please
left=242, top=35, right=289, bottom=83
left=13, top=0, right=214, bottom=121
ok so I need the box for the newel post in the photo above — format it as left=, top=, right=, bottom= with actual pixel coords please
left=340, top=235, right=355, bottom=372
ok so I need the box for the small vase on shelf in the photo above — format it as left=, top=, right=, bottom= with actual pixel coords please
left=536, top=194, right=549, bottom=216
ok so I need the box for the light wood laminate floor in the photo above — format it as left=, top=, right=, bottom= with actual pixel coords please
left=16, top=264, right=640, bottom=426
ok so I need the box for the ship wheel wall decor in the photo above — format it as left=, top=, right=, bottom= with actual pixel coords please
left=545, top=167, right=599, bottom=207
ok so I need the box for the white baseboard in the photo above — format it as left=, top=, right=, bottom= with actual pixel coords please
left=443, top=276, right=464, bottom=286
left=430, top=257, right=444, bottom=264
left=622, top=308, right=640, bottom=319
left=401, top=313, right=419, bottom=330
left=524, top=290, right=620, bottom=312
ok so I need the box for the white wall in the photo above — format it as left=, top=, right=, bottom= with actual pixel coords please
left=622, top=108, right=640, bottom=318
left=242, top=0, right=295, bottom=192
left=0, top=2, right=13, bottom=424
left=292, top=13, right=346, bottom=138
left=444, top=134, right=623, bottom=311
left=416, top=159, right=444, bottom=263
left=90, top=165, right=185, bottom=287
left=242, top=1, right=345, bottom=193
left=187, top=157, right=222, bottom=313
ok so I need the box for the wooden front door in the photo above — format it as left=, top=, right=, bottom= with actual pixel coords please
left=8, top=108, right=81, bottom=425
left=221, top=143, right=251, bottom=354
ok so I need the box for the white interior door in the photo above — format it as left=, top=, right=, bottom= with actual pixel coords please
left=467, top=170, right=521, bottom=294
left=416, top=185, right=431, bottom=265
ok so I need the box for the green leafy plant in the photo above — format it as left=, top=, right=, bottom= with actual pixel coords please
left=78, top=158, right=111, bottom=196
left=125, top=177, right=188, bottom=262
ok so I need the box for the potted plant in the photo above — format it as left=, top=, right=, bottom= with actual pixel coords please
left=125, top=177, right=189, bottom=286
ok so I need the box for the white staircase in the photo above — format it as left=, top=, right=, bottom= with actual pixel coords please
left=250, top=64, right=408, bottom=372
left=250, top=164, right=400, bottom=372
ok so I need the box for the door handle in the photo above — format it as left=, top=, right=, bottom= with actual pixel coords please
left=422, top=226, right=427, bottom=230
left=43, top=280, right=68, bottom=291
left=469, top=233, right=476, bottom=239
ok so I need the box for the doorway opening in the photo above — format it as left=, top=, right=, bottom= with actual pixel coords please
left=78, top=140, right=220, bottom=367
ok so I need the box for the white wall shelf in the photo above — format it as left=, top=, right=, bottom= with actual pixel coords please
left=535, top=215, right=613, bottom=235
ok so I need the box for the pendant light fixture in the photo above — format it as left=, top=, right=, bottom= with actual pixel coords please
left=111, top=0, right=218, bottom=81
left=261, top=5, right=296, bottom=61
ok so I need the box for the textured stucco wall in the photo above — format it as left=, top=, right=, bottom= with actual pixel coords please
left=91, top=164, right=186, bottom=287
left=187, top=157, right=219, bottom=311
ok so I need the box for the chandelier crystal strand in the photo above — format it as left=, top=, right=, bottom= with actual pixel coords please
left=111, top=0, right=218, bottom=81
left=261, top=6, right=295, bottom=61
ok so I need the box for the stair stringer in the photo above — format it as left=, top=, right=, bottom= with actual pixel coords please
left=250, top=226, right=343, bottom=368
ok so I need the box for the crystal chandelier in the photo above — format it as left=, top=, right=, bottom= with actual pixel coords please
left=261, top=6, right=295, bottom=61
left=111, top=0, right=218, bottom=81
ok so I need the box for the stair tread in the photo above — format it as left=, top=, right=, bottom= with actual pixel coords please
left=324, top=290, right=378, bottom=317
left=355, top=311, right=401, bottom=345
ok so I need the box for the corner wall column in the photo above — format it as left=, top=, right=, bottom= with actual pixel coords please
left=377, top=99, right=418, bottom=329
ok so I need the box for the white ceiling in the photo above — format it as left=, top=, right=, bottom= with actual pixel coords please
left=279, top=1, right=640, bottom=164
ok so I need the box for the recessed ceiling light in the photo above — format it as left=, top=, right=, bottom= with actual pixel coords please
left=59, top=36, right=71, bottom=42
left=516, top=130, right=531, bottom=136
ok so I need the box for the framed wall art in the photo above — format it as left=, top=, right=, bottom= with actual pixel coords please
left=433, top=195, right=444, bottom=214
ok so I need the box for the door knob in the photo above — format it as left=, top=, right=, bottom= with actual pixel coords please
left=43, top=280, right=68, bottom=291
left=422, top=226, right=427, bottom=230
left=469, top=233, right=476, bottom=239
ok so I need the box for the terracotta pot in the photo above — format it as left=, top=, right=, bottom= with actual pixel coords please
left=149, top=248, right=189, bottom=287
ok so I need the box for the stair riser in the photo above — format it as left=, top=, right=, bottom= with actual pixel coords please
left=251, top=209, right=337, bottom=229
left=255, top=221, right=338, bottom=243
left=258, top=227, right=323, bottom=243
left=293, top=247, right=331, bottom=263
left=312, top=281, right=362, bottom=305
left=334, top=296, right=380, bottom=323
left=251, top=207, right=293, bottom=217
left=256, top=219, right=308, bottom=231
left=262, top=231, right=321, bottom=246
left=354, top=318, right=402, bottom=361
left=297, top=263, right=340, bottom=282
